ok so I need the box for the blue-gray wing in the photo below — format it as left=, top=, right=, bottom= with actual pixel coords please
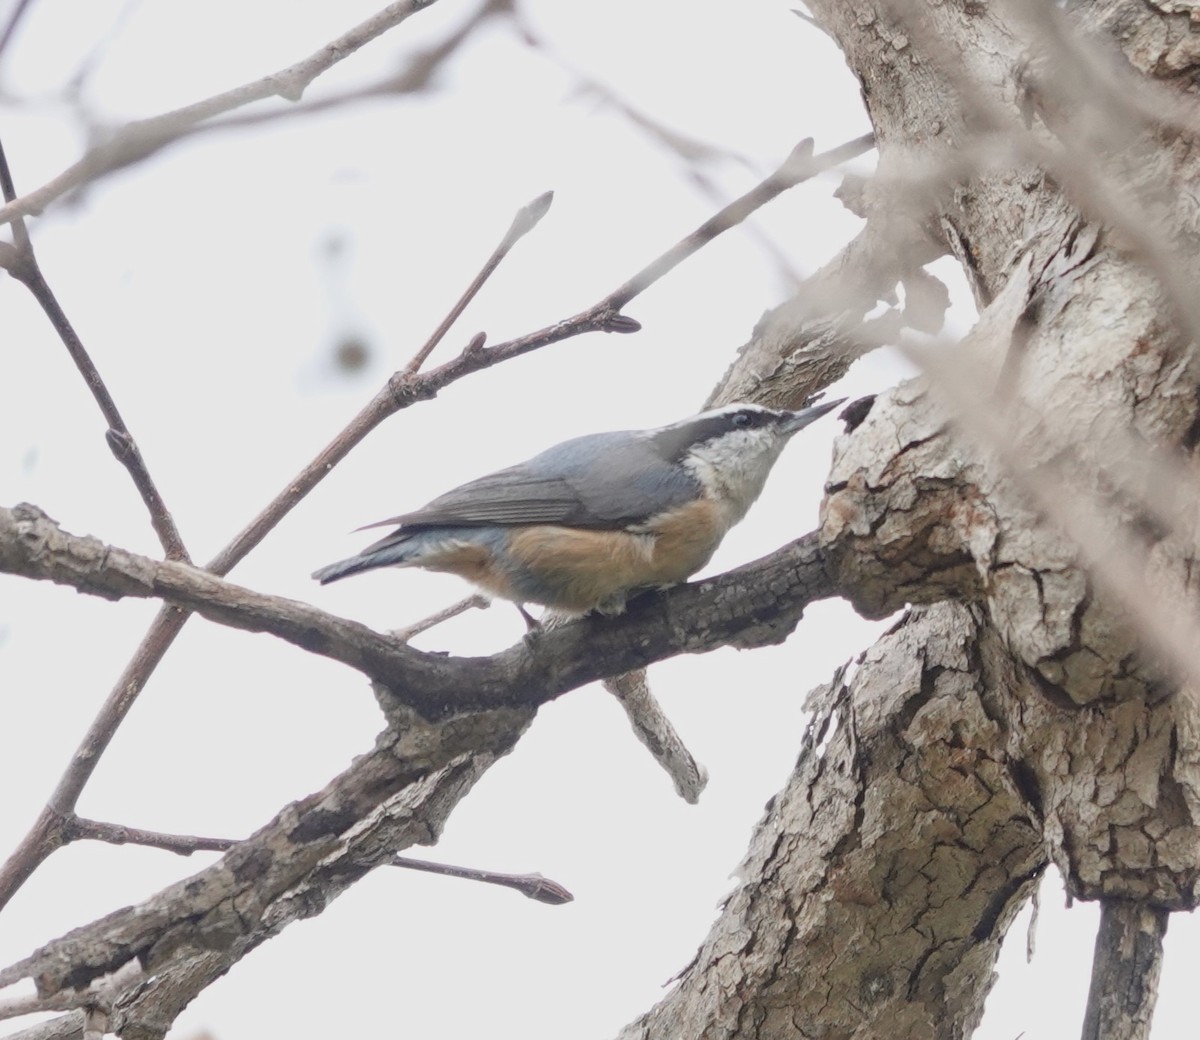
left=361, top=431, right=701, bottom=530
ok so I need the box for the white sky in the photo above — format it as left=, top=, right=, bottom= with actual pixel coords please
left=1, top=1, right=1197, bottom=1038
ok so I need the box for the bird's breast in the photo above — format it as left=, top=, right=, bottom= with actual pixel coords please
left=501, top=497, right=729, bottom=612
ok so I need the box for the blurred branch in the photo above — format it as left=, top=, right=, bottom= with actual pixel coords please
left=606, top=134, right=874, bottom=308
left=0, top=0, right=446, bottom=227
left=900, top=333, right=1200, bottom=697
left=515, top=8, right=811, bottom=288
left=0, top=0, right=34, bottom=68
left=879, top=0, right=1200, bottom=349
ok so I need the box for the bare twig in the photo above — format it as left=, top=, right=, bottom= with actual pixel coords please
left=390, top=855, right=574, bottom=905
left=0, top=0, right=444, bottom=228
left=56, top=817, right=572, bottom=906
left=0, top=138, right=189, bottom=562
left=391, top=594, right=491, bottom=642
left=403, top=191, right=554, bottom=374
left=607, top=134, right=875, bottom=308
left=64, top=819, right=234, bottom=856
left=603, top=672, right=709, bottom=804
left=0, top=0, right=34, bottom=67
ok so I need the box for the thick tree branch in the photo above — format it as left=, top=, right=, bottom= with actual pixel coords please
left=0, top=503, right=838, bottom=720
left=0, top=703, right=533, bottom=1024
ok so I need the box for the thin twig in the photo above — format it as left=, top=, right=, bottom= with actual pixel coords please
left=56, top=816, right=573, bottom=905
left=0, top=0, right=35, bottom=67
left=65, top=819, right=235, bottom=856
left=607, top=134, right=875, bottom=308
left=391, top=855, right=574, bottom=905
left=0, top=132, right=870, bottom=914
left=391, top=594, right=492, bottom=643
left=403, top=191, right=554, bottom=374
left=0, top=138, right=189, bottom=562
left=0, top=0, right=445, bottom=228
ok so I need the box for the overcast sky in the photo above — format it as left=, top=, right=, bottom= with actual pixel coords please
left=1, top=2, right=1197, bottom=1038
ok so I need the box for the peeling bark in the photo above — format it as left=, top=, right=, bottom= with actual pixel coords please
left=629, top=1, right=1200, bottom=1036
left=619, top=605, right=1044, bottom=1040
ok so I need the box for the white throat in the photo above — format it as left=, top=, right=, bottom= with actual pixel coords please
left=682, top=428, right=789, bottom=524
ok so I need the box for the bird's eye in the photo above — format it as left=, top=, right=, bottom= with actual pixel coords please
left=733, top=412, right=753, bottom=428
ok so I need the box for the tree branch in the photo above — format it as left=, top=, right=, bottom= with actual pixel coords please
left=389, top=856, right=574, bottom=905
left=0, top=503, right=838, bottom=719
left=1081, top=900, right=1168, bottom=1040
left=603, top=671, right=708, bottom=803
left=0, top=130, right=868, bottom=913
left=0, top=0, right=446, bottom=228
left=0, top=709, right=532, bottom=1023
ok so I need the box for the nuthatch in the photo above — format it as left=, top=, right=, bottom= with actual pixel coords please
left=313, top=400, right=843, bottom=616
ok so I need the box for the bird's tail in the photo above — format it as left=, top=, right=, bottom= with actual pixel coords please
left=312, top=531, right=419, bottom=584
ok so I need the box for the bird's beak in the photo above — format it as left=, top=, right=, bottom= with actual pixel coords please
left=782, top=397, right=846, bottom=434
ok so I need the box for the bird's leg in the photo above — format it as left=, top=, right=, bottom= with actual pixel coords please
left=515, top=602, right=542, bottom=631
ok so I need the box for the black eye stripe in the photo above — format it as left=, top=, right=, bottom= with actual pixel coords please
left=650, top=408, right=779, bottom=461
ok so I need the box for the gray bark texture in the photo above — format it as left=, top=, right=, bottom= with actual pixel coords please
left=625, top=0, right=1200, bottom=1037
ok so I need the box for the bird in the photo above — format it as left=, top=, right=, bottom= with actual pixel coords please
left=313, top=399, right=844, bottom=619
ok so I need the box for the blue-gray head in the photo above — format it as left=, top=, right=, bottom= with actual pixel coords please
left=647, top=399, right=845, bottom=523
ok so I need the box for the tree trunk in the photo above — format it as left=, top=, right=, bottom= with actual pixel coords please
left=623, top=0, right=1200, bottom=1035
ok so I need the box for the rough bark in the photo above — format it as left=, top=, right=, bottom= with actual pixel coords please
left=619, top=604, right=1044, bottom=1040
left=1081, top=901, right=1169, bottom=1040
left=811, top=0, right=1200, bottom=910
left=1, top=702, right=533, bottom=1036
left=0, top=504, right=837, bottom=719
left=626, top=0, right=1200, bottom=1037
